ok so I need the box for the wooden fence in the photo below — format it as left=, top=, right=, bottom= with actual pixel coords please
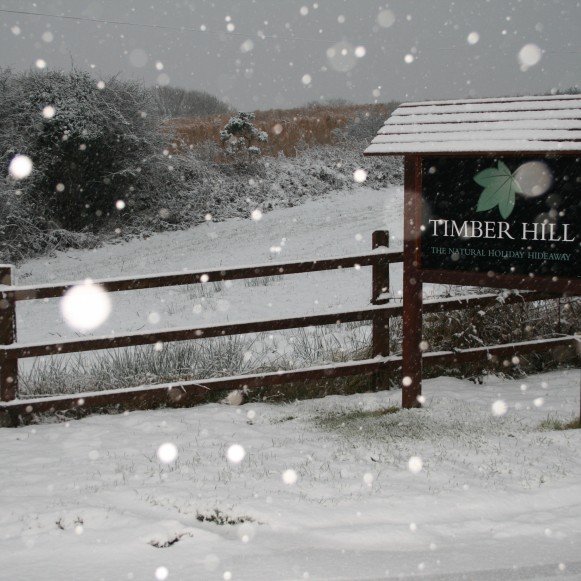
left=0, top=230, right=578, bottom=425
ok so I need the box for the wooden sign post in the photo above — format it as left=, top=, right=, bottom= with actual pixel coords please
left=365, top=95, right=581, bottom=409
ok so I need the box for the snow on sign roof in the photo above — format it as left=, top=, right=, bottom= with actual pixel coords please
left=364, top=94, right=581, bottom=156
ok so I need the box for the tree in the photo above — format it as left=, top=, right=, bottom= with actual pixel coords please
left=153, top=86, right=230, bottom=118
left=219, top=112, right=268, bottom=157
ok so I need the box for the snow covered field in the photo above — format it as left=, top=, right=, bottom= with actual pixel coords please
left=13, top=186, right=404, bottom=394
left=1, top=370, right=580, bottom=580
left=2, top=185, right=580, bottom=579
left=15, top=185, right=403, bottom=346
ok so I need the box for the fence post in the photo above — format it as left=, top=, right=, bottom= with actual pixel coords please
left=371, top=230, right=391, bottom=391
left=401, top=155, right=424, bottom=408
left=0, top=265, right=18, bottom=404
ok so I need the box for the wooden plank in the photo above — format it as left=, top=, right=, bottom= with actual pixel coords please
left=0, top=265, right=17, bottom=401
left=402, top=155, right=424, bottom=408
left=371, top=130, right=581, bottom=144
left=0, top=305, right=392, bottom=360
left=0, top=265, right=13, bottom=286
left=393, top=99, right=581, bottom=116
left=0, top=290, right=557, bottom=361
left=424, top=336, right=578, bottom=365
left=0, top=357, right=397, bottom=416
left=371, top=230, right=391, bottom=391
left=378, top=119, right=581, bottom=134
left=2, top=336, right=576, bottom=420
left=396, top=95, right=581, bottom=108
left=421, top=270, right=581, bottom=297
left=0, top=250, right=404, bottom=302
left=365, top=149, right=581, bottom=158
left=385, top=110, right=581, bottom=125
left=365, top=141, right=581, bottom=155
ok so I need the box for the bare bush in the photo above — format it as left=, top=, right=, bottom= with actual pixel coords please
left=153, top=85, right=230, bottom=118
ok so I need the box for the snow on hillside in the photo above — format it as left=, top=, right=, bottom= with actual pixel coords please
left=14, top=186, right=403, bottom=345
left=0, top=370, right=579, bottom=580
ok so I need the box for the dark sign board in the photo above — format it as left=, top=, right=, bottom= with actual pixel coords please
left=420, top=156, right=580, bottom=279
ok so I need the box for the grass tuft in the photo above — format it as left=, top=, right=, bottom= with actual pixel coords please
left=196, top=509, right=257, bottom=526
left=538, top=416, right=581, bottom=431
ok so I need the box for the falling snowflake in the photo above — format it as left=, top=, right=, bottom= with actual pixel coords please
left=227, top=444, right=246, bottom=464
left=282, top=469, right=298, bottom=484
left=157, top=443, right=178, bottom=464
left=467, top=32, right=480, bottom=45
left=518, top=44, right=542, bottom=69
left=491, top=400, right=508, bottom=416
left=353, top=169, right=368, bottom=183
left=60, top=281, right=111, bottom=332
left=42, top=105, right=56, bottom=119
left=408, top=456, right=423, bottom=474
left=8, top=155, right=33, bottom=179
left=377, top=9, right=395, bottom=28
left=240, top=39, right=254, bottom=53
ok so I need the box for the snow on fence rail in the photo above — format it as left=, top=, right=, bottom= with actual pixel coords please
left=0, top=232, right=577, bottom=425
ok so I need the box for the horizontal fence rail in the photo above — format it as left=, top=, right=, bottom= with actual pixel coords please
left=0, top=230, right=578, bottom=425
left=1, top=336, right=577, bottom=417
left=0, top=290, right=557, bottom=361
left=0, top=249, right=404, bottom=302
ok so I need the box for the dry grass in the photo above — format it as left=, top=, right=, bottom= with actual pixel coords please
left=539, top=416, right=581, bottom=431
left=164, top=102, right=397, bottom=157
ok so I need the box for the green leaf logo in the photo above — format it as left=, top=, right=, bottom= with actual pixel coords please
left=474, top=161, right=523, bottom=219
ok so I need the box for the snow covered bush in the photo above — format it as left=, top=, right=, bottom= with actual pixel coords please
left=219, top=112, right=268, bottom=157
left=0, top=70, right=402, bottom=262
left=0, top=155, right=100, bottom=262
left=0, top=68, right=173, bottom=231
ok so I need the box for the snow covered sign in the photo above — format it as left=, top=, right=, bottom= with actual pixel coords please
left=365, top=95, right=581, bottom=408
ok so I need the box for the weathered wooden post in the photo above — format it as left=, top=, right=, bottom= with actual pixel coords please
left=371, top=230, right=391, bottom=391
left=0, top=264, right=18, bottom=403
left=401, top=156, right=423, bottom=408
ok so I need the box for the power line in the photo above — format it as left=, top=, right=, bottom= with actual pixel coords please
left=0, top=7, right=341, bottom=45
left=2, top=7, right=580, bottom=55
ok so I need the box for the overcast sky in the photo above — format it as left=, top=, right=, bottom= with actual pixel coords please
left=1, top=0, right=579, bottom=110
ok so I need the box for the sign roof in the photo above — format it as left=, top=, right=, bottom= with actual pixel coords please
left=364, top=94, right=581, bottom=156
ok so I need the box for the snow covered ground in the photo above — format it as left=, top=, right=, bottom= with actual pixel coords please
left=15, top=185, right=403, bottom=346
left=13, top=186, right=404, bottom=392
left=0, top=370, right=580, bottom=580
left=3, top=184, right=580, bottom=579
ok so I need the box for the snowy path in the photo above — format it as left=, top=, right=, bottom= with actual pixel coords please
left=0, top=370, right=580, bottom=580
